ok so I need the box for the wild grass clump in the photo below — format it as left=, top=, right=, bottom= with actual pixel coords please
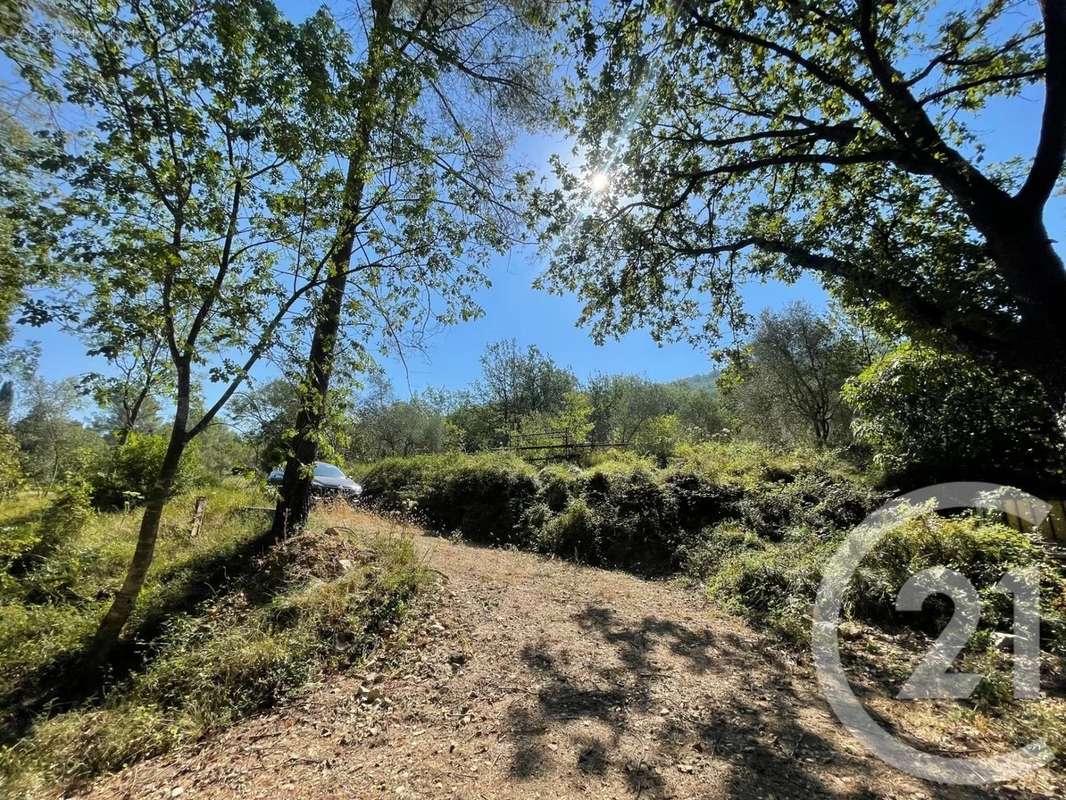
left=0, top=486, right=430, bottom=798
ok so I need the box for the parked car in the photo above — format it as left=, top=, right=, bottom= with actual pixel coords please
left=267, top=461, right=363, bottom=502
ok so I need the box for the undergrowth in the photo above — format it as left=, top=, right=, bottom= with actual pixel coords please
left=359, top=444, right=1066, bottom=738
left=0, top=484, right=430, bottom=798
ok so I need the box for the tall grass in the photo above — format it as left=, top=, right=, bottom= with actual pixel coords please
left=0, top=482, right=431, bottom=797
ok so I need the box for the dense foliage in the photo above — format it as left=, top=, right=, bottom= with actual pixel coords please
left=845, top=345, right=1066, bottom=490
left=536, top=0, right=1066, bottom=408
left=360, top=443, right=884, bottom=573
left=87, top=432, right=201, bottom=511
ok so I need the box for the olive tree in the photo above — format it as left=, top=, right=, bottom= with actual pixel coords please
left=721, top=303, right=867, bottom=447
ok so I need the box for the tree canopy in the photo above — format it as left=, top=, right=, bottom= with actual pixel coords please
left=535, top=0, right=1066, bottom=407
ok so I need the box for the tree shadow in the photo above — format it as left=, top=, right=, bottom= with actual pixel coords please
left=1, top=521, right=283, bottom=744
left=503, top=603, right=748, bottom=793
left=501, top=602, right=1046, bottom=798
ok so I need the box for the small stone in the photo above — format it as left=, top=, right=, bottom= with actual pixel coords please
left=837, top=621, right=862, bottom=641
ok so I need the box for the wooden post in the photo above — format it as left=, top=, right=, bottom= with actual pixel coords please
left=189, top=495, right=207, bottom=538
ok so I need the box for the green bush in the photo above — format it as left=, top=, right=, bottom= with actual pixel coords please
left=735, top=466, right=883, bottom=540
left=36, top=477, right=92, bottom=548
left=8, top=477, right=96, bottom=600
left=539, top=498, right=598, bottom=560
left=848, top=513, right=1050, bottom=630
left=844, top=344, right=1066, bottom=490
left=361, top=453, right=540, bottom=544
left=679, top=523, right=765, bottom=582
left=698, top=512, right=1066, bottom=653
left=0, top=425, right=22, bottom=499
left=708, top=533, right=828, bottom=615
left=88, top=432, right=200, bottom=510
left=578, top=463, right=682, bottom=569
left=538, top=463, right=579, bottom=512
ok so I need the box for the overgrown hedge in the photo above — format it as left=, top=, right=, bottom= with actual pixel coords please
left=358, top=453, right=541, bottom=545
left=358, top=443, right=884, bottom=573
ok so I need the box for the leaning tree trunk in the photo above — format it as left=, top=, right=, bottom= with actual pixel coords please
left=271, top=0, right=394, bottom=539
left=85, top=382, right=190, bottom=669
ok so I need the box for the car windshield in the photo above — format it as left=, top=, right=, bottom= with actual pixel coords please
left=314, top=463, right=344, bottom=478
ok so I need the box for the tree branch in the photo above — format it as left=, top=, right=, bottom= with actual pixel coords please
left=1017, top=0, right=1066, bottom=210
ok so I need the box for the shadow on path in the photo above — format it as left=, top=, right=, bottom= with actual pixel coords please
left=502, top=602, right=1032, bottom=798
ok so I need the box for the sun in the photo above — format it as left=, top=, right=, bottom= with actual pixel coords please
left=588, top=170, right=611, bottom=193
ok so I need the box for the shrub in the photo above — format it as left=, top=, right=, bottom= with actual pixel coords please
left=679, top=523, right=765, bottom=582
left=631, top=414, right=682, bottom=464
left=539, top=498, right=598, bottom=560
left=361, top=453, right=540, bottom=544
left=358, top=446, right=879, bottom=573
left=538, top=463, right=579, bottom=512
left=88, top=432, right=200, bottom=510
left=844, top=344, right=1066, bottom=490
left=9, top=477, right=96, bottom=599
left=578, top=447, right=655, bottom=470
left=578, top=463, right=681, bottom=569
left=735, top=466, right=883, bottom=540
left=36, top=477, right=92, bottom=549
left=674, top=440, right=804, bottom=488
left=0, top=425, right=22, bottom=499
left=698, top=512, right=1066, bottom=653
left=708, top=533, right=828, bottom=615
left=848, top=513, right=1051, bottom=631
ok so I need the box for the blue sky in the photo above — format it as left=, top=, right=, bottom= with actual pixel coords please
left=6, top=3, right=1064, bottom=410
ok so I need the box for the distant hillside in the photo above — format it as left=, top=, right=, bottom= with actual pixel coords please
left=668, top=372, right=719, bottom=392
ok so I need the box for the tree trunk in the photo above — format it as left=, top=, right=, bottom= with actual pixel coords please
left=85, top=372, right=191, bottom=669
left=271, top=0, right=394, bottom=539
left=983, top=212, right=1066, bottom=411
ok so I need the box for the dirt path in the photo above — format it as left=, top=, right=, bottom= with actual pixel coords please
left=76, top=513, right=1062, bottom=799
